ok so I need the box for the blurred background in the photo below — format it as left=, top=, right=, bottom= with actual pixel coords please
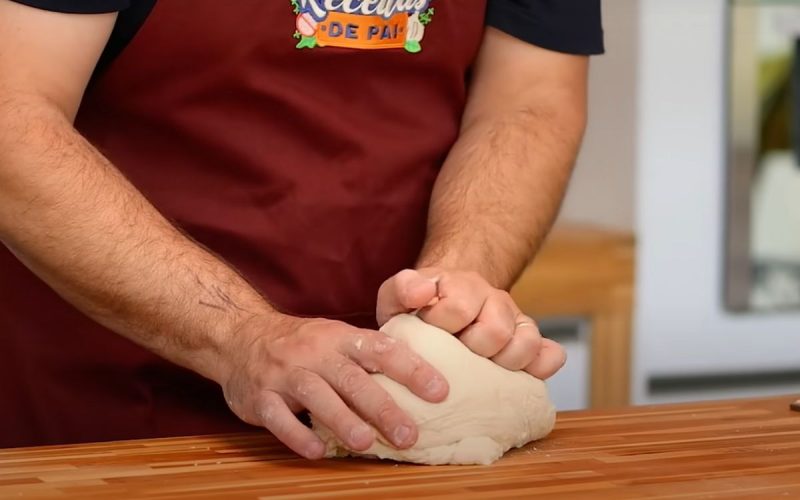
left=512, top=0, right=800, bottom=411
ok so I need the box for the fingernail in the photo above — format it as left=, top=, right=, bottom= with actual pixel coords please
left=393, top=425, right=412, bottom=446
left=425, top=377, right=446, bottom=397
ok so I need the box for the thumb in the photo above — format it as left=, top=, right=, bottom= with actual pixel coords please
left=376, top=269, right=439, bottom=326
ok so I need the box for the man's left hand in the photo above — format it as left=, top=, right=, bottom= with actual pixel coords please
left=377, top=268, right=566, bottom=380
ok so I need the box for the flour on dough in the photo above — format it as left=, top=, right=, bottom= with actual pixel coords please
left=311, top=314, right=556, bottom=465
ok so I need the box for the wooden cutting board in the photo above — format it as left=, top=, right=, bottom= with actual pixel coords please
left=1, top=396, right=799, bottom=499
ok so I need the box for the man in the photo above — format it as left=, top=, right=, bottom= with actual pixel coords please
left=0, top=0, right=603, bottom=458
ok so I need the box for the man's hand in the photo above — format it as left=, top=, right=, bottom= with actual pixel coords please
left=0, top=4, right=450, bottom=460
left=377, top=268, right=566, bottom=380
left=397, top=29, right=589, bottom=381
left=220, top=313, right=449, bottom=460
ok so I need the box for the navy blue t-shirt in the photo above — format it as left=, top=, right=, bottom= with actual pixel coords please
left=11, top=0, right=605, bottom=73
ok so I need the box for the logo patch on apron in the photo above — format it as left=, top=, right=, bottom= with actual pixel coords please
left=290, top=1, right=434, bottom=53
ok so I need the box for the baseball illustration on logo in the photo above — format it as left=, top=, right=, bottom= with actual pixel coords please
left=290, top=0, right=435, bottom=53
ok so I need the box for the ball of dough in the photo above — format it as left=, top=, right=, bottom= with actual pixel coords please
left=311, top=314, right=556, bottom=465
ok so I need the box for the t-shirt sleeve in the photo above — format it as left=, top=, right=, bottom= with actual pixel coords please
left=486, top=0, right=605, bottom=55
left=9, top=0, right=130, bottom=14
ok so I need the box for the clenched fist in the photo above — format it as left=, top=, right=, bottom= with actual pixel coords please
left=377, top=268, right=566, bottom=379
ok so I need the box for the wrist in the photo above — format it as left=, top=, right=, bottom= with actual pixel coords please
left=207, top=307, right=300, bottom=386
left=416, top=241, right=462, bottom=272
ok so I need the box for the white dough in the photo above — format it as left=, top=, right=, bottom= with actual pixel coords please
left=311, top=314, right=556, bottom=465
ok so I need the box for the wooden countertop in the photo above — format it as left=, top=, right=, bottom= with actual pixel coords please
left=2, top=396, right=798, bottom=499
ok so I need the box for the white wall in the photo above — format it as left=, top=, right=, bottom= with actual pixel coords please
left=558, top=0, right=638, bottom=232
left=634, top=0, right=800, bottom=404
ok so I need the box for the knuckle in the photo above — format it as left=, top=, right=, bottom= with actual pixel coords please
left=486, top=323, right=513, bottom=346
left=337, top=364, right=368, bottom=398
left=446, top=297, right=474, bottom=325
left=374, top=398, right=398, bottom=425
left=361, top=359, right=381, bottom=373
left=370, top=336, right=398, bottom=356
left=331, top=406, right=356, bottom=427
left=406, top=357, right=428, bottom=383
left=283, top=335, right=318, bottom=361
left=527, top=330, right=545, bottom=350
left=397, top=287, right=414, bottom=308
left=394, top=269, right=416, bottom=290
left=286, top=368, right=316, bottom=398
left=396, top=268, right=417, bottom=280
left=256, top=395, right=282, bottom=426
left=518, top=332, right=543, bottom=356
left=392, top=340, right=419, bottom=366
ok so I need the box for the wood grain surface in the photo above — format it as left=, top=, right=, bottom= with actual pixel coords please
left=1, top=396, right=798, bottom=499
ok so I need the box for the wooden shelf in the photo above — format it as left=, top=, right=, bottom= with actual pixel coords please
left=511, top=223, right=635, bottom=408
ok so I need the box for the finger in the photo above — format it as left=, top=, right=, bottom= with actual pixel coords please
left=457, top=291, right=517, bottom=358
left=417, top=274, right=487, bottom=333
left=491, top=319, right=544, bottom=371
left=342, top=330, right=449, bottom=403
left=376, top=269, right=439, bottom=326
left=256, top=390, right=326, bottom=460
left=285, top=368, right=374, bottom=451
left=320, top=356, right=418, bottom=449
left=524, top=338, right=567, bottom=380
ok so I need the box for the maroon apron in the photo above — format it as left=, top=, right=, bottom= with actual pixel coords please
left=0, top=1, right=487, bottom=447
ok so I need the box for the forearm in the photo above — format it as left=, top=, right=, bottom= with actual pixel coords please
left=418, top=99, right=585, bottom=289
left=0, top=96, right=271, bottom=382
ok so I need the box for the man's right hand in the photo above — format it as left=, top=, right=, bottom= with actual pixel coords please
left=219, top=314, right=450, bottom=459
left=0, top=2, right=450, bottom=459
